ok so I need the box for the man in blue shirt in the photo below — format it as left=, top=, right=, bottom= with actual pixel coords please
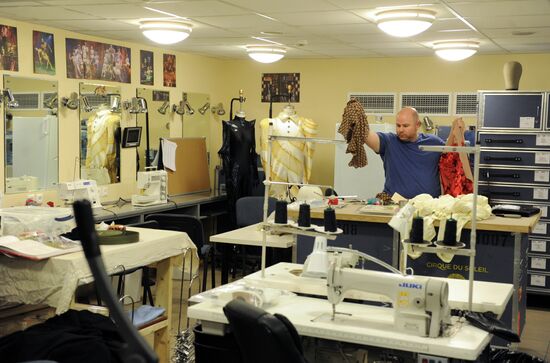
left=365, top=107, right=447, bottom=199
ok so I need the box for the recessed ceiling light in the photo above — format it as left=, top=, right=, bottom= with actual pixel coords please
left=512, top=31, right=535, bottom=36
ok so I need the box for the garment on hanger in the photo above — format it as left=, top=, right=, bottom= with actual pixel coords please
left=439, top=143, right=473, bottom=197
left=260, top=112, right=318, bottom=199
left=218, top=116, right=259, bottom=226
left=85, top=107, right=121, bottom=184
left=338, top=99, right=369, bottom=168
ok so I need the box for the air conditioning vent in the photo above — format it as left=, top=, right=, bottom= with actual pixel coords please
left=348, top=93, right=396, bottom=115
left=400, top=93, right=451, bottom=116
left=12, top=92, right=40, bottom=110
left=454, top=92, right=478, bottom=116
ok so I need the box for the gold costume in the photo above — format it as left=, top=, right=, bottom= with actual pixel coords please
left=85, top=109, right=120, bottom=183
left=260, top=113, right=318, bottom=199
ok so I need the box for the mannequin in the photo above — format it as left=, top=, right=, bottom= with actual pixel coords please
left=218, top=113, right=259, bottom=226
left=85, top=106, right=121, bottom=184
left=260, top=106, right=318, bottom=199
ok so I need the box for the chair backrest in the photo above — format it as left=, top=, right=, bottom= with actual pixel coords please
left=144, top=214, right=204, bottom=251
left=223, top=299, right=307, bottom=363
left=236, top=197, right=277, bottom=228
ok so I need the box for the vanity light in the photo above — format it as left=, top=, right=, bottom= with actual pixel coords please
left=2, top=88, right=19, bottom=108
left=44, top=93, right=58, bottom=110
left=375, top=9, right=436, bottom=38
left=110, top=95, right=121, bottom=113
left=81, top=95, right=93, bottom=112
left=198, top=102, right=210, bottom=115
left=140, top=20, right=193, bottom=45
left=211, top=102, right=225, bottom=116
left=158, top=100, right=170, bottom=115
left=123, top=97, right=147, bottom=114
left=172, top=100, right=185, bottom=115
left=433, top=41, right=479, bottom=61
left=246, top=45, right=286, bottom=63
left=61, top=92, right=79, bottom=110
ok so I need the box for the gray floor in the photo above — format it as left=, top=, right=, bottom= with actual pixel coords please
left=171, top=267, right=550, bottom=361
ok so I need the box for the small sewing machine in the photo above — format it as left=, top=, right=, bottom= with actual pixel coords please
left=58, top=180, right=102, bottom=208
left=326, top=249, right=451, bottom=338
left=132, top=170, right=168, bottom=207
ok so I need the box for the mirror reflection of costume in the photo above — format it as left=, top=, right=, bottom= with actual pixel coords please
left=218, top=116, right=259, bottom=226
left=85, top=108, right=120, bottom=183
left=260, top=112, right=318, bottom=199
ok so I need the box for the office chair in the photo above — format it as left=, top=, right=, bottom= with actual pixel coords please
left=144, top=214, right=214, bottom=292
left=235, top=196, right=277, bottom=276
left=223, top=299, right=308, bottom=363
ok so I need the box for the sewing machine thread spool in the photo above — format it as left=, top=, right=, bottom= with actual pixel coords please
left=324, top=207, right=337, bottom=232
left=443, top=218, right=458, bottom=246
left=298, top=203, right=311, bottom=227
left=410, top=216, right=424, bottom=243
left=275, top=200, right=288, bottom=224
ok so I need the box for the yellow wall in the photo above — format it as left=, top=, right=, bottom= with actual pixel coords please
left=217, top=55, right=550, bottom=188
left=0, top=16, right=225, bottom=206
left=2, top=15, right=550, bottom=205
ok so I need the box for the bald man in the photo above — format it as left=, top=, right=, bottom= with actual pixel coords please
left=365, top=107, right=445, bottom=199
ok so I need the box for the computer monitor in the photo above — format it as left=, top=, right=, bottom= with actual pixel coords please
left=121, top=126, right=142, bottom=148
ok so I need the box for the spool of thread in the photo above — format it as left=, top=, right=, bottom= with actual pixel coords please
left=410, top=217, right=424, bottom=243
left=324, top=207, right=337, bottom=232
left=275, top=200, right=288, bottom=224
left=443, top=218, right=458, bottom=246
left=298, top=203, right=311, bottom=227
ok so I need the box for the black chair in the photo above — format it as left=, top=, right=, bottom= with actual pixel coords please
left=234, top=196, right=277, bottom=276
left=144, top=213, right=215, bottom=292
left=223, top=299, right=308, bottom=363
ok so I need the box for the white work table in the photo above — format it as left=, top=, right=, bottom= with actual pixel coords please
left=243, top=263, right=513, bottom=316
left=209, top=223, right=295, bottom=248
left=188, top=294, right=490, bottom=361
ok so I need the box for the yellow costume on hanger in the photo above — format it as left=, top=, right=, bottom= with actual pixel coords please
left=85, top=109, right=120, bottom=183
left=260, top=112, right=318, bottom=199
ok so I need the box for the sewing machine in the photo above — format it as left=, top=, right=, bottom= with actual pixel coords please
left=326, top=250, right=452, bottom=338
left=132, top=170, right=167, bottom=207
left=58, top=180, right=102, bottom=208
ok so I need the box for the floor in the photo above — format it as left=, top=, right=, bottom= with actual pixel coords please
left=170, top=267, right=550, bottom=362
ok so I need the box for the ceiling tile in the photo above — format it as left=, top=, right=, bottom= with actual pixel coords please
left=63, top=4, right=161, bottom=19
left=483, top=26, right=550, bottom=37
left=275, top=10, right=366, bottom=26
left=192, top=14, right=281, bottom=28
left=328, top=33, right=408, bottom=44
left=373, top=48, right=434, bottom=57
left=145, top=1, right=249, bottom=17
left=220, top=0, right=338, bottom=13
left=296, top=23, right=379, bottom=36
left=469, top=15, right=550, bottom=29
left=0, top=1, right=42, bottom=6
left=39, top=0, right=127, bottom=4
left=0, top=6, right=100, bottom=20
left=449, top=0, right=550, bottom=17
left=41, top=19, right=138, bottom=31
left=313, top=49, right=382, bottom=58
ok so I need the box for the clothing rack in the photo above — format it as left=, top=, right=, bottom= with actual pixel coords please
left=260, top=124, right=346, bottom=277
left=404, top=144, right=481, bottom=312
left=229, top=89, right=246, bottom=120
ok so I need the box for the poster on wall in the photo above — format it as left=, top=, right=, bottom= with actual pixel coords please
left=140, top=50, right=154, bottom=85
left=65, top=38, right=131, bottom=83
left=33, top=31, right=55, bottom=75
left=153, top=90, right=169, bottom=101
left=0, top=24, right=18, bottom=71
left=163, top=53, right=176, bottom=87
left=261, top=73, right=300, bottom=103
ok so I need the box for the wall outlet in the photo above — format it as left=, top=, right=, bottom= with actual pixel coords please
left=418, top=354, right=448, bottom=363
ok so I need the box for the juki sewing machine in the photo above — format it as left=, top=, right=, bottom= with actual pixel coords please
left=132, top=170, right=168, bottom=207
left=58, top=179, right=102, bottom=208
left=325, top=248, right=452, bottom=338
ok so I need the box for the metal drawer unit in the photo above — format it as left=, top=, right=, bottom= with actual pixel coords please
left=479, top=90, right=550, bottom=295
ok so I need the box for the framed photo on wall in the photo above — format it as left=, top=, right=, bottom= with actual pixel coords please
left=261, top=73, right=300, bottom=103
left=163, top=53, right=176, bottom=87
left=33, top=30, right=55, bottom=75
left=0, top=24, right=18, bottom=71
left=65, top=38, right=131, bottom=83
left=140, top=50, right=154, bottom=85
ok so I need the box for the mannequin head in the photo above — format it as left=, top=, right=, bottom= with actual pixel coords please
left=396, top=107, right=421, bottom=142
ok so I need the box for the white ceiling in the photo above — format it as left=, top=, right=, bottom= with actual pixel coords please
left=2, top=0, right=550, bottom=59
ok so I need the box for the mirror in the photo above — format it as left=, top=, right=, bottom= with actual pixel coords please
left=4, top=75, right=59, bottom=194
left=136, top=88, right=173, bottom=171
left=79, top=83, right=121, bottom=185
left=182, top=92, right=210, bottom=151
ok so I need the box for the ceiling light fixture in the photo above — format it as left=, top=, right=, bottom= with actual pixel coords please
left=375, top=9, right=436, bottom=37
left=140, top=20, right=192, bottom=45
left=246, top=45, right=286, bottom=63
left=433, top=40, right=479, bottom=61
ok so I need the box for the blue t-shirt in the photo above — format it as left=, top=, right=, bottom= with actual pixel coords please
left=377, top=132, right=444, bottom=199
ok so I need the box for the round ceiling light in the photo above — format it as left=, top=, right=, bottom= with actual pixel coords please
left=140, top=20, right=193, bottom=45
left=433, top=41, right=480, bottom=61
left=246, top=45, right=286, bottom=63
left=376, top=9, right=436, bottom=38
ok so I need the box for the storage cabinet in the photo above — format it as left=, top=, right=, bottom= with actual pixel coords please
left=479, top=90, right=550, bottom=295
